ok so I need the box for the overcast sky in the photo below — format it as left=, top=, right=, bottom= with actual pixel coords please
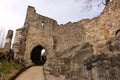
left=0, top=0, right=105, bottom=31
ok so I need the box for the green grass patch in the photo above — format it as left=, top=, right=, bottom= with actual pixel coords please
left=0, top=59, right=22, bottom=79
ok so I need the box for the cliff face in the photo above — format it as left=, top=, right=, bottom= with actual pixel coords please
left=13, top=0, right=120, bottom=80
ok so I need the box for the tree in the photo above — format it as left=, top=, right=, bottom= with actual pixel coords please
left=0, top=27, right=6, bottom=48
left=76, top=0, right=110, bottom=5
left=84, top=0, right=110, bottom=6
left=75, top=0, right=111, bottom=12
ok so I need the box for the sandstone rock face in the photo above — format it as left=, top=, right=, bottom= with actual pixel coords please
left=13, top=0, right=120, bottom=79
left=84, top=53, right=120, bottom=80
left=84, top=30, right=120, bottom=80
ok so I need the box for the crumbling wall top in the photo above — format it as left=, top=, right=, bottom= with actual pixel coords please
left=27, top=6, right=36, bottom=13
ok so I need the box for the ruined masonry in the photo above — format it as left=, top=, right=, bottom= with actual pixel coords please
left=13, top=0, right=120, bottom=80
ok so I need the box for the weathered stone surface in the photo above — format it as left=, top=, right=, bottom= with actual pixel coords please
left=0, top=48, right=6, bottom=58
left=43, top=42, right=93, bottom=80
left=84, top=53, right=120, bottom=80
left=12, top=0, right=120, bottom=79
left=0, top=30, right=14, bottom=61
left=108, top=35, right=120, bottom=53
left=84, top=33, right=120, bottom=80
left=4, top=30, right=13, bottom=49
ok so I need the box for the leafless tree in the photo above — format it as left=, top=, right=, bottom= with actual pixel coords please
left=75, top=0, right=111, bottom=12
left=84, top=0, right=110, bottom=6
left=0, top=27, right=6, bottom=48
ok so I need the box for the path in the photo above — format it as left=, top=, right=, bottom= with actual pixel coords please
left=15, top=66, right=45, bottom=80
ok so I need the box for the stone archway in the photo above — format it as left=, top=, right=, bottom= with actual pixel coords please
left=30, top=45, right=46, bottom=65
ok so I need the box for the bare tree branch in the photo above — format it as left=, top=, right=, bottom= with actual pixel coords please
left=74, top=0, right=111, bottom=12
left=0, top=27, right=6, bottom=48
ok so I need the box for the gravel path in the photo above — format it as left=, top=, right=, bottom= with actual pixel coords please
left=15, top=66, right=45, bottom=80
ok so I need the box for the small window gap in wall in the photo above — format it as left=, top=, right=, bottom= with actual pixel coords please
left=41, top=21, right=45, bottom=27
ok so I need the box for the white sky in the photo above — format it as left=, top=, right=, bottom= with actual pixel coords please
left=0, top=0, right=105, bottom=31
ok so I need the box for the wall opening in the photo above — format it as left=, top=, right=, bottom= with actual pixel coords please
left=30, top=45, right=46, bottom=65
left=115, top=29, right=120, bottom=36
left=41, top=21, right=45, bottom=27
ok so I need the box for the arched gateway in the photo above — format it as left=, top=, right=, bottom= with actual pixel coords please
left=30, top=45, right=46, bottom=65
left=12, top=6, right=56, bottom=66
left=11, top=1, right=120, bottom=79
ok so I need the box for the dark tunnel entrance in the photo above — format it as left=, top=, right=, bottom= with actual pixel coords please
left=30, top=45, right=46, bottom=65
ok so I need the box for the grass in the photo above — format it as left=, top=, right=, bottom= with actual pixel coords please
left=0, top=59, right=22, bottom=80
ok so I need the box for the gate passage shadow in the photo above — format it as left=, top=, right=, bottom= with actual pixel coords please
left=30, top=45, right=46, bottom=65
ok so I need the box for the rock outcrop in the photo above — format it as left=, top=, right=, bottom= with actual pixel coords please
left=12, top=0, right=120, bottom=79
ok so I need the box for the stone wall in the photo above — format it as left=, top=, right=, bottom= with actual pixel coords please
left=12, top=0, right=120, bottom=79
left=13, top=6, right=86, bottom=65
left=53, top=22, right=86, bottom=52
left=4, top=30, right=13, bottom=49
left=84, top=53, right=120, bottom=80
left=44, top=27, right=120, bottom=80
left=85, top=0, right=120, bottom=42
left=12, top=27, right=28, bottom=63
